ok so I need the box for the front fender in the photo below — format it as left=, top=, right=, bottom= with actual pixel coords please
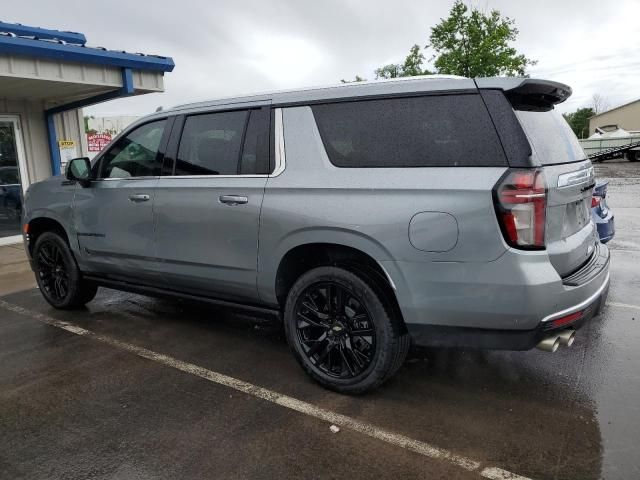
left=23, top=178, right=77, bottom=254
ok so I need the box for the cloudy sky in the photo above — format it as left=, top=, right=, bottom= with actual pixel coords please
left=8, top=0, right=640, bottom=116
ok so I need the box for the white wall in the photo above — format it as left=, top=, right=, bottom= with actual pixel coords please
left=0, top=97, right=85, bottom=184
left=0, top=98, right=50, bottom=183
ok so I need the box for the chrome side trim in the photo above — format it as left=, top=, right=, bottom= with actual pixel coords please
left=541, top=271, right=610, bottom=322
left=95, top=173, right=270, bottom=181
left=270, top=108, right=286, bottom=177
left=557, top=166, right=594, bottom=188
left=96, top=109, right=286, bottom=181
left=93, top=176, right=161, bottom=182
left=157, top=175, right=269, bottom=179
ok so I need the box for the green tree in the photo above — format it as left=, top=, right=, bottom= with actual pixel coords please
left=429, top=1, right=536, bottom=77
left=563, top=107, right=595, bottom=139
left=83, top=115, right=95, bottom=133
left=342, top=1, right=535, bottom=82
left=375, top=44, right=432, bottom=79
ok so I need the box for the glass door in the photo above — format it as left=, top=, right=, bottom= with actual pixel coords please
left=0, top=116, right=28, bottom=245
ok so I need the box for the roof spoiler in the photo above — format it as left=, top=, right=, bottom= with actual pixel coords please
left=475, top=78, right=572, bottom=112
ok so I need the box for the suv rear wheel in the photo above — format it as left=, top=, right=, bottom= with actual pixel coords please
left=33, top=231, right=98, bottom=309
left=283, top=266, right=409, bottom=394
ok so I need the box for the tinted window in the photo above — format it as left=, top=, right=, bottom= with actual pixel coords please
left=515, top=109, right=586, bottom=165
left=311, top=95, right=506, bottom=168
left=176, top=111, right=247, bottom=176
left=240, top=109, right=271, bottom=174
left=100, top=120, right=167, bottom=178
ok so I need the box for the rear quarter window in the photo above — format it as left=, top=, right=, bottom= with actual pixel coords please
left=515, top=109, right=587, bottom=165
left=311, top=94, right=507, bottom=168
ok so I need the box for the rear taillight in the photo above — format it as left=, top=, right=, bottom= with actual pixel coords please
left=591, top=196, right=601, bottom=208
left=493, top=169, right=547, bottom=249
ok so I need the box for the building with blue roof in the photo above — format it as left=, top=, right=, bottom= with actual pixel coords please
left=0, top=21, right=174, bottom=245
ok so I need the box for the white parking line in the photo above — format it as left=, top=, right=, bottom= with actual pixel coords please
left=0, top=299, right=533, bottom=480
left=607, top=301, right=640, bottom=312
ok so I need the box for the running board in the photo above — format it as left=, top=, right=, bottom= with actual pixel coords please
left=84, top=275, right=281, bottom=317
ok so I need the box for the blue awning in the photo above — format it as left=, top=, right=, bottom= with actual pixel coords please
left=0, top=21, right=175, bottom=176
left=0, top=22, right=174, bottom=72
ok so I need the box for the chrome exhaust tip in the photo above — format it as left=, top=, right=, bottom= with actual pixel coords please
left=537, top=335, right=561, bottom=352
left=557, top=329, right=576, bottom=347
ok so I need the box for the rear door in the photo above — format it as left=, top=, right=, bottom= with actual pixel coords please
left=154, top=106, right=270, bottom=302
left=515, top=109, right=598, bottom=277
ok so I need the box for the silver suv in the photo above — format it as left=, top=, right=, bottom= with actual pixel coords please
left=23, top=76, right=610, bottom=393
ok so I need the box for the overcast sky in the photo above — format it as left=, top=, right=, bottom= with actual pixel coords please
left=8, top=0, right=640, bottom=116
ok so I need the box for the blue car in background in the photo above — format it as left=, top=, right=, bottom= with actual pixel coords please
left=592, top=181, right=615, bottom=243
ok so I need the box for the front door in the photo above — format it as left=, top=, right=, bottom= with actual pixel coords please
left=73, top=117, right=172, bottom=283
left=0, top=116, right=28, bottom=246
left=154, top=107, right=270, bottom=302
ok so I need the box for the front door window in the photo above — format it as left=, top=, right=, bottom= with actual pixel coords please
left=98, top=119, right=167, bottom=179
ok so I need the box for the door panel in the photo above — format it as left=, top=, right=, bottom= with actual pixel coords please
left=154, top=177, right=267, bottom=301
left=74, top=178, right=161, bottom=281
left=153, top=107, right=270, bottom=302
left=73, top=117, right=171, bottom=282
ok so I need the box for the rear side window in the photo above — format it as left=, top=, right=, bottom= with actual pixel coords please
left=311, top=95, right=507, bottom=168
left=176, top=110, right=248, bottom=175
left=240, top=108, right=271, bottom=174
left=515, top=109, right=586, bottom=165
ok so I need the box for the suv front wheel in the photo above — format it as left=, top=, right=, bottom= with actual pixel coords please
left=284, top=266, right=409, bottom=394
left=33, top=231, right=98, bottom=309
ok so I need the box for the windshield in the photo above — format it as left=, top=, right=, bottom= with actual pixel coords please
left=515, top=109, right=587, bottom=165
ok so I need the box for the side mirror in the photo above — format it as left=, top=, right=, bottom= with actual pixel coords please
left=66, top=157, right=93, bottom=187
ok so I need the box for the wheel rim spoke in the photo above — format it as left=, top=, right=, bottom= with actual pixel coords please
left=315, top=341, right=336, bottom=367
left=338, top=343, right=357, bottom=377
left=305, top=332, right=328, bottom=356
left=297, top=311, right=328, bottom=329
left=344, top=338, right=365, bottom=369
left=351, top=328, right=374, bottom=337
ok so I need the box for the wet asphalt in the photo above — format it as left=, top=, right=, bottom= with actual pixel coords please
left=1, top=161, right=639, bottom=480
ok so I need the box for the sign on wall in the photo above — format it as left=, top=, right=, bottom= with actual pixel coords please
left=58, top=140, right=77, bottom=173
left=87, top=133, right=112, bottom=152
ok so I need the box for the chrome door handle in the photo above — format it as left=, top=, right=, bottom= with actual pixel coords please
left=128, top=194, right=150, bottom=202
left=219, top=195, right=248, bottom=206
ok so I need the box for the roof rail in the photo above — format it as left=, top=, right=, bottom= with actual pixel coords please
left=172, top=74, right=469, bottom=109
left=342, top=74, right=468, bottom=86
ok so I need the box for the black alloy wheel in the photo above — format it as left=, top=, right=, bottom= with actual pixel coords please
left=294, top=281, right=376, bottom=379
left=33, top=231, right=98, bottom=309
left=284, top=266, right=410, bottom=394
left=37, top=239, right=69, bottom=302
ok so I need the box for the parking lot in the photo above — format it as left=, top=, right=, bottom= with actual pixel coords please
left=0, top=160, right=638, bottom=480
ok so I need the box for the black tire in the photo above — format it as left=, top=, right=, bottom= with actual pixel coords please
left=33, top=231, right=98, bottom=309
left=628, top=150, right=640, bottom=162
left=283, top=266, right=409, bottom=394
